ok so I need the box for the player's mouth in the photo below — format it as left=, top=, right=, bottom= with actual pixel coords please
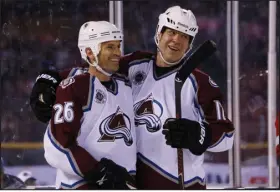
left=110, top=58, right=120, bottom=63
left=168, top=45, right=179, bottom=52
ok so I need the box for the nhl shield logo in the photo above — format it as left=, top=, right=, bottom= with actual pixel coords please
left=132, top=71, right=146, bottom=85
left=95, top=89, right=107, bottom=104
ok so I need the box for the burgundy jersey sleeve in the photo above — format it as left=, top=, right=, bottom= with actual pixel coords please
left=118, top=51, right=154, bottom=76
left=193, top=69, right=235, bottom=152
left=44, top=73, right=97, bottom=177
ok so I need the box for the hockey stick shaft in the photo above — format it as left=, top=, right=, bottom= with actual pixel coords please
left=175, top=40, right=217, bottom=189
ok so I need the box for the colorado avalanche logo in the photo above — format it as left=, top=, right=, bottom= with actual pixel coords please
left=134, top=94, right=163, bottom=132
left=98, top=107, right=133, bottom=146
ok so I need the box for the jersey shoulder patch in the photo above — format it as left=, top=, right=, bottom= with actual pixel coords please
left=208, top=76, right=219, bottom=88
left=59, top=73, right=90, bottom=89
left=57, top=73, right=92, bottom=107
left=193, top=69, right=219, bottom=88
left=60, top=77, right=75, bottom=89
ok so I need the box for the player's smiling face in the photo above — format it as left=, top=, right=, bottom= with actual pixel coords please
left=85, top=40, right=121, bottom=74
left=98, top=40, right=122, bottom=73
left=158, top=28, right=190, bottom=63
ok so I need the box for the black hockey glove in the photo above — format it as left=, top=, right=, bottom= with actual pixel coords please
left=84, top=158, right=136, bottom=189
left=30, top=70, right=62, bottom=123
left=162, top=118, right=212, bottom=156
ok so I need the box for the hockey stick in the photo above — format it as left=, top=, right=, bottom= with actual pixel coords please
left=174, top=40, right=217, bottom=189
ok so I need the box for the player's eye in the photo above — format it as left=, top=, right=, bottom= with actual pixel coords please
left=167, top=30, right=176, bottom=36
left=182, top=34, right=189, bottom=40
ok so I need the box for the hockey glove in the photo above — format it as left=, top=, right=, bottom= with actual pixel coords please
left=84, top=158, right=136, bottom=189
left=162, top=118, right=212, bottom=156
left=30, top=70, right=61, bottom=123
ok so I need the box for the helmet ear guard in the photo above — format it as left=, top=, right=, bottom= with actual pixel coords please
left=78, top=21, right=123, bottom=76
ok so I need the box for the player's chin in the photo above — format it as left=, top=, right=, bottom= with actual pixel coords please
left=109, top=65, right=119, bottom=73
left=164, top=52, right=182, bottom=62
left=165, top=55, right=182, bottom=63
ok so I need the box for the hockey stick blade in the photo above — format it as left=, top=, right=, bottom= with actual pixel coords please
left=177, top=40, right=217, bottom=82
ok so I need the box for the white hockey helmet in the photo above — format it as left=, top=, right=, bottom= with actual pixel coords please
left=78, top=21, right=123, bottom=76
left=154, top=6, right=199, bottom=65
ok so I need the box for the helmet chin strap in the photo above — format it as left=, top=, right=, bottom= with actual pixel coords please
left=85, top=56, right=112, bottom=77
left=154, top=34, right=192, bottom=66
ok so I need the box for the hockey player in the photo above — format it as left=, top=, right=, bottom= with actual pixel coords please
left=43, top=21, right=136, bottom=189
left=30, top=6, right=234, bottom=189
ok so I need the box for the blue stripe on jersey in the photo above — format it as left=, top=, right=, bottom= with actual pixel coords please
left=68, top=68, right=78, bottom=78
left=208, top=131, right=234, bottom=149
left=82, top=76, right=95, bottom=112
left=60, top=179, right=87, bottom=189
left=129, top=170, right=136, bottom=175
left=137, top=152, right=177, bottom=183
left=184, top=176, right=206, bottom=187
left=47, top=127, right=83, bottom=177
left=137, top=152, right=205, bottom=185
